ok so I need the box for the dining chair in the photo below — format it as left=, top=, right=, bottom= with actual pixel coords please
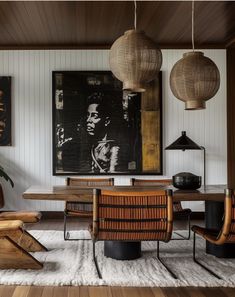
left=132, top=178, right=192, bottom=240
left=90, top=188, right=177, bottom=279
left=192, top=189, right=235, bottom=279
left=64, top=177, right=114, bottom=240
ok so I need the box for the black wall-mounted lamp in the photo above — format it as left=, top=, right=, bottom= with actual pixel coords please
left=165, top=131, right=206, bottom=187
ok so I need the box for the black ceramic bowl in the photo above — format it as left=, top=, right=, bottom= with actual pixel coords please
left=173, top=172, right=201, bottom=190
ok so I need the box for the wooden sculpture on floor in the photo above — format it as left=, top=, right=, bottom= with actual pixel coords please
left=0, top=184, right=47, bottom=269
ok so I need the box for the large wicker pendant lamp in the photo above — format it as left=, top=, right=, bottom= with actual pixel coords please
left=170, top=1, right=220, bottom=110
left=109, top=1, right=162, bottom=93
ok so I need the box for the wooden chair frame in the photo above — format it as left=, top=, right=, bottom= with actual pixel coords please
left=192, top=189, right=234, bottom=279
left=91, top=189, right=177, bottom=279
left=132, top=178, right=192, bottom=240
left=64, top=177, right=114, bottom=241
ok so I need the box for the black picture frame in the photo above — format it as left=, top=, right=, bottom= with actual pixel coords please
left=0, top=77, right=11, bottom=146
left=52, top=71, right=162, bottom=175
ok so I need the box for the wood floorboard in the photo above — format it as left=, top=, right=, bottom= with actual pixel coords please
left=79, top=286, right=89, bottom=297
left=27, top=286, right=43, bottom=297
left=68, top=286, right=80, bottom=297
left=138, top=287, right=155, bottom=297
left=200, top=287, right=229, bottom=297
left=221, top=288, right=235, bottom=297
left=185, top=287, right=206, bottom=297
left=88, top=286, right=113, bottom=297
left=52, top=286, right=68, bottom=297
left=0, top=219, right=232, bottom=297
left=122, top=287, right=142, bottom=297
left=3, top=286, right=18, bottom=297
left=12, top=286, right=31, bottom=297
left=111, top=286, right=125, bottom=297
left=151, top=287, right=167, bottom=297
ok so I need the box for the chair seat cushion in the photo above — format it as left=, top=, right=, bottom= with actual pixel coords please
left=192, top=225, right=219, bottom=242
left=0, top=220, right=23, bottom=231
left=0, top=211, right=42, bottom=223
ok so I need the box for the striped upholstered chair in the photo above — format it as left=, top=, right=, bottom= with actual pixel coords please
left=132, top=178, right=192, bottom=240
left=90, top=189, right=177, bottom=279
left=192, top=189, right=235, bottom=279
left=64, top=177, right=114, bottom=240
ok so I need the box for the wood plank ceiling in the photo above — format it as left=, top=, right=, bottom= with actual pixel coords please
left=0, top=1, right=234, bottom=49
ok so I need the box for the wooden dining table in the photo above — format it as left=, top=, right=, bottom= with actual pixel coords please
left=23, top=184, right=231, bottom=259
left=23, top=184, right=225, bottom=202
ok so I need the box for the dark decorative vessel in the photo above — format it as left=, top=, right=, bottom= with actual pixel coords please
left=173, top=172, right=201, bottom=190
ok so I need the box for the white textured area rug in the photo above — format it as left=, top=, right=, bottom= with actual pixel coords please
left=1, top=230, right=235, bottom=287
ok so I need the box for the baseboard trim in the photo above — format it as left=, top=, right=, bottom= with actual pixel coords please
left=191, top=212, right=204, bottom=220
left=41, top=211, right=205, bottom=220
left=41, top=211, right=64, bottom=219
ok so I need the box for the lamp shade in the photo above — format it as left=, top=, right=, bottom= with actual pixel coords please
left=165, top=131, right=202, bottom=151
left=170, top=51, right=220, bottom=110
left=109, top=29, right=162, bottom=93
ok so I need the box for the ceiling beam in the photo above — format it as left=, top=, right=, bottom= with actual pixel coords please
left=0, top=43, right=227, bottom=50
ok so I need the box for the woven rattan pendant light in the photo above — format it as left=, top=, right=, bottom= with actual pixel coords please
left=109, top=1, right=162, bottom=92
left=169, top=1, right=220, bottom=110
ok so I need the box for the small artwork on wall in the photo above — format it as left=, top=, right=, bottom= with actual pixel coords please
left=0, top=77, right=11, bottom=146
left=52, top=71, right=162, bottom=175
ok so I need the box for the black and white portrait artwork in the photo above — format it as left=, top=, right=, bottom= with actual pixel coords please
left=53, top=71, right=162, bottom=175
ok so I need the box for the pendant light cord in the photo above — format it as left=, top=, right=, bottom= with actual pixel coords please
left=192, top=0, right=195, bottom=52
left=134, top=0, right=137, bottom=30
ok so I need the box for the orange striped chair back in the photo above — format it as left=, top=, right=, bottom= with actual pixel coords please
left=67, top=177, right=114, bottom=187
left=92, top=189, right=173, bottom=242
left=132, top=178, right=184, bottom=212
left=66, top=178, right=114, bottom=213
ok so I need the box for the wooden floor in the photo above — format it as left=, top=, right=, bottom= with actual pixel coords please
left=0, top=218, right=234, bottom=297
left=0, top=286, right=235, bottom=297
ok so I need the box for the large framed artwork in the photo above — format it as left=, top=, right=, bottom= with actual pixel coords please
left=0, top=77, right=11, bottom=146
left=52, top=71, right=162, bottom=175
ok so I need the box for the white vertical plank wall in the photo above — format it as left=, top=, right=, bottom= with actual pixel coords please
left=0, top=49, right=226, bottom=211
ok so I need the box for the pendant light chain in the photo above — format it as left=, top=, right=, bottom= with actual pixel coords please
left=192, top=0, right=195, bottom=52
left=134, top=0, right=137, bottom=30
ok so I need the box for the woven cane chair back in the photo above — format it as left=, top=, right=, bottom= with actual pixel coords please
left=93, top=189, right=173, bottom=242
left=66, top=178, right=114, bottom=213
left=67, top=177, right=114, bottom=187
left=132, top=178, right=184, bottom=212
